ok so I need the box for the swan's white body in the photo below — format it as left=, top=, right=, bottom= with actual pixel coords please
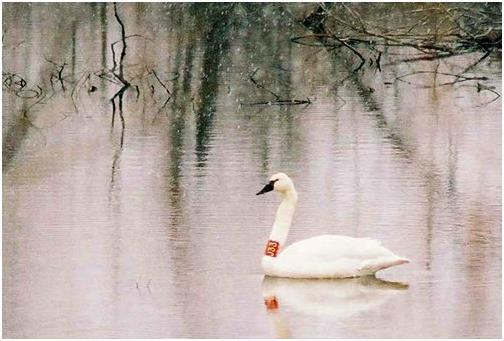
left=257, top=173, right=409, bottom=279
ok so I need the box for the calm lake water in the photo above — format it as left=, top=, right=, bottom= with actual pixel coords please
left=3, top=3, right=501, bottom=338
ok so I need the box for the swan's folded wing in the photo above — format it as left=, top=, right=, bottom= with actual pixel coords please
left=281, top=234, right=395, bottom=261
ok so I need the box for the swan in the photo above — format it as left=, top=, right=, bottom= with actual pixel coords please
left=256, top=172, right=410, bottom=278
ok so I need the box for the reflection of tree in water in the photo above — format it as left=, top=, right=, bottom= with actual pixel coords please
left=236, top=6, right=274, bottom=175
left=276, top=32, right=304, bottom=170
left=164, top=5, right=198, bottom=207
left=193, top=4, right=233, bottom=168
left=167, top=75, right=192, bottom=219
left=181, top=6, right=198, bottom=95
left=162, top=12, right=199, bottom=330
left=108, top=90, right=125, bottom=210
left=168, top=10, right=186, bottom=106
left=99, top=3, right=108, bottom=69
left=2, top=102, right=31, bottom=170
left=298, top=5, right=456, bottom=278
left=236, top=5, right=305, bottom=175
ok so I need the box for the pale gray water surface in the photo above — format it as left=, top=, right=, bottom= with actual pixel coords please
left=3, top=3, right=502, bottom=338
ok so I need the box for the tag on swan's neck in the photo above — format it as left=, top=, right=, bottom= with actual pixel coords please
left=265, top=240, right=280, bottom=257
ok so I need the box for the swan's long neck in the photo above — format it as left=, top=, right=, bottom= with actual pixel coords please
left=268, top=188, right=298, bottom=252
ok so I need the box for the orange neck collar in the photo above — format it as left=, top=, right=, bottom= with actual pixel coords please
left=265, top=240, right=280, bottom=257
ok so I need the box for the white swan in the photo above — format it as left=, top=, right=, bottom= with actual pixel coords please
left=256, top=172, right=410, bottom=278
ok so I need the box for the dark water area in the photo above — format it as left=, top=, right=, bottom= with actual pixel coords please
left=2, top=3, right=501, bottom=338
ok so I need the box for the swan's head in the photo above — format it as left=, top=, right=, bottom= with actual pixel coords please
left=256, top=172, right=295, bottom=195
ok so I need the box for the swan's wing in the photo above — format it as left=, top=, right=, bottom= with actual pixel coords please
left=281, top=235, right=397, bottom=261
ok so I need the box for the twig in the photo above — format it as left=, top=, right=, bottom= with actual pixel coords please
left=134, top=85, right=140, bottom=102
left=475, top=82, right=500, bottom=106
left=43, top=57, right=67, bottom=92
left=70, top=71, right=91, bottom=114
left=151, top=69, right=172, bottom=96
left=149, top=69, right=173, bottom=123
left=291, top=34, right=340, bottom=47
left=395, top=70, right=488, bottom=87
left=247, top=68, right=312, bottom=106
left=113, top=2, right=127, bottom=81
left=459, top=50, right=491, bottom=75
left=249, top=68, right=280, bottom=100
left=58, top=63, right=66, bottom=92
left=110, top=85, right=127, bottom=146
left=242, top=99, right=311, bottom=106
left=326, top=28, right=366, bottom=72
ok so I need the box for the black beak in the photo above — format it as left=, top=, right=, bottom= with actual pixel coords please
left=256, top=181, right=275, bottom=195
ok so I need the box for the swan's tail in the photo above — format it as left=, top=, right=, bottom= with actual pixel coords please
left=357, top=256, right=410, bottom=276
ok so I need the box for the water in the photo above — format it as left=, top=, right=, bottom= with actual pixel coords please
left=3, top=3, right=501, bottom=338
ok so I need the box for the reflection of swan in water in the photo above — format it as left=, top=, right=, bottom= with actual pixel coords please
left=262, top=275, right=408, bottom=318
